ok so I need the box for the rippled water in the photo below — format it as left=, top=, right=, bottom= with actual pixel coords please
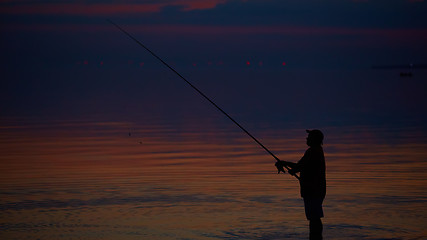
left=0, top=117, right=426, bottom=239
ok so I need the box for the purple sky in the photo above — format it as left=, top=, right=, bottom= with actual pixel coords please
left=1, top=0, right=427, bottom=127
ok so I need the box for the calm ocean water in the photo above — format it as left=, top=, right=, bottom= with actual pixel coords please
left=0, top=116, right=426, bottom=240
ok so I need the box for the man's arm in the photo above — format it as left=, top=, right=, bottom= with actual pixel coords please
left=276, top=150, right=308, bottom=174
left=276, top=160, right=300, bottom=174
left=283, top=161, right=298, bottom=169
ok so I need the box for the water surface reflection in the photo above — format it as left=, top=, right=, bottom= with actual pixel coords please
left=0, top=118, right=426, bottom=239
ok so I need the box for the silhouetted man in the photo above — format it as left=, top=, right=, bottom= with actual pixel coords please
left=276, top=129, right=326, bottom=240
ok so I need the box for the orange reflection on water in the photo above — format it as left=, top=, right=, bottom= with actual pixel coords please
left=0, top=119, right=426, bottom=239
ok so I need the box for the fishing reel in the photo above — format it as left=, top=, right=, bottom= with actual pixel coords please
left=275, top=161, right=287, bottom=174
left=275, top=161, right=299, bottom=180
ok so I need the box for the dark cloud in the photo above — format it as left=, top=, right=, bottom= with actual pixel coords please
left=108, top=0, right=427, bottom=30
left=2, top=0, right=427, bottom=29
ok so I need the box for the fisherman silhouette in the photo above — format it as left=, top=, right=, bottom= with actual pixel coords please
left=109, top=20, right=326, bottom=238
left=276, top=129, right=326, bottom=240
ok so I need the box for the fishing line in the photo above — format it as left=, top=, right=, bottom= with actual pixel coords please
left=108, top=19, right=299, bottom=180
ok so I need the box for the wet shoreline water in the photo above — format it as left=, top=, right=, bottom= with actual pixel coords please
left=1, top=118, right=426, bottom=239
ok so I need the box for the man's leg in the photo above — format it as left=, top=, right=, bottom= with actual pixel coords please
left=309, top=218, right=323, bottom=240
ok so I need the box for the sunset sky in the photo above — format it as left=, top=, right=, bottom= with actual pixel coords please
left=1, top=0, right=427, bottom=127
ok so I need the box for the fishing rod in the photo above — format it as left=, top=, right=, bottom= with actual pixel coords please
left=108, top=19, right=299, bottom=180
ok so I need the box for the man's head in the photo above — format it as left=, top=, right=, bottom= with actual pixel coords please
left=306, top=129, right=324, bottom=146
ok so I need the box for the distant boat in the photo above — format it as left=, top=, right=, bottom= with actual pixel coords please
left=399, top=72, right=413, bottom=77
left=372, top=63, right=427, bottom=77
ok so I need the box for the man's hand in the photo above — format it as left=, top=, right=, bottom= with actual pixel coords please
left=275, top=161, right=298, bottom=176
left=275, top=161, right=300, bottom=180
left=275, top=161, right=287, bottom=174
